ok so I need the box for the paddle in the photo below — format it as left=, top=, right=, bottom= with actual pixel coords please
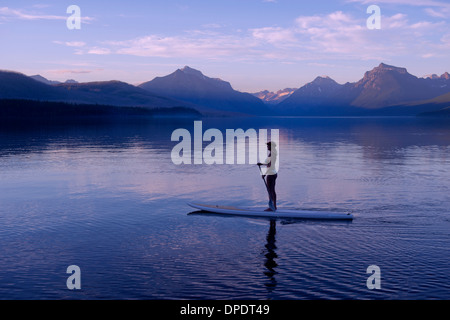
left=257, top=164, right=276, bottom=211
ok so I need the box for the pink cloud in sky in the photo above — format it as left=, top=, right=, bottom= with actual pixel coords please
left=45, top=9, right=448, bottom=68
left=47, top=69, right=101, bottom=75
left=0, top=6, right=94, bottom=22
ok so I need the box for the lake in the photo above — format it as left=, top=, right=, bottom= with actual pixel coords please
left=0, top=116, right=449, bottom=300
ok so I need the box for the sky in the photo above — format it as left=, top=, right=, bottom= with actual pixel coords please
left=1, top=0, right=449, bottom=92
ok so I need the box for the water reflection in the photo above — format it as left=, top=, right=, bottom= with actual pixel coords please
left=263, top=219, right=278, bottom=294
left=2, top=117, right=448, bottom=210
left=1, top=117, right=449, bottom=161
left=1, top=116, right=449, bottom=299
left=0, top=118, right=196, bottom=157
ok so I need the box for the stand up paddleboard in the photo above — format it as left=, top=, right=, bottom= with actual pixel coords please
left=188, top=203, right=353, bottom=220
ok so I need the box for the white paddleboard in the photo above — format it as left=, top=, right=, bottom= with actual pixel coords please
left=188, top=203, right=353, bottom=220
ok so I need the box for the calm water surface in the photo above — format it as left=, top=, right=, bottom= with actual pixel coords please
left=0, top=117, right=449, bottom=299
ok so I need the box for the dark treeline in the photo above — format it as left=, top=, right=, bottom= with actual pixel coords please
left=417, top=106, right=450, bottom=117
left=0, top=99, right=201, bottom=122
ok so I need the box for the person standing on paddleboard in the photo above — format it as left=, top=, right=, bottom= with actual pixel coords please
left=258, top=141, right=278, bottom=211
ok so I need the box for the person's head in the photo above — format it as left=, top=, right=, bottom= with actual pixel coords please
left=267, top=141, right=276, bottom=151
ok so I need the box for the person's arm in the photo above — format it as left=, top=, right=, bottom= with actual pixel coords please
left=257, top=153, right=271, bottom=167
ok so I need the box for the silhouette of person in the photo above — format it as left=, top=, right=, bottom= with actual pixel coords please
left=258, top=141, right=278, bottom=211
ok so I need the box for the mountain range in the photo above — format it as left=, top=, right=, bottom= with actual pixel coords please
left=276, top=63, right=450, bottom=115
left=251, top=88, right=297, bottom=104
left=0, top=70, right=197, bottom=110
left=30, top=75, right=78, bottom=85
left=0, top=63, right=449, bottom=117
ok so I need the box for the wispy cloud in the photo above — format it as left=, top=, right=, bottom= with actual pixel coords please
left=100, top=33, right=260, bottom=59
left=346, top=0, right=450, bottom=18
left=293, top=10, right=447, bottom=60
left=47, top=69, right=102, bottom=75
left=0, top=6, right=94, bottom=22
left=424, top=7, right=450, bottom=18
left=61, top=9, right=447, bottom=64
left=0, top=6, right=65, bottom=20
left=439, top=33, right=450, bottom=50
left=346, top=0, right=450, bottom=7
left=53, top=41, right=86, bottom=47
left=251, top=27, right=298, bottom=45
left=87, top=47, right=112, bottom=55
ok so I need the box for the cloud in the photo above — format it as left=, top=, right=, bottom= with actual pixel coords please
left=294, top=12, right=369, bottom=55
left=65, top=9, right=448, bottom=64
left=346, top=0, right=450, bottom=18
left=0, top=6, right=65, bottom=20
left=0, top=6, right=94, bottom=22
left=424, top=7, right=450, bottom=18
left=307, top=62, right=340, bottom=68
left=53, top=41, right=86, bottom=47
left=201, top=23, right=224, bottom=29
left=47, top=69, right=102, bottom=75
left=346, top=0, right=450, bottom=7
left=66, top=41, right=86, bottom=47
left=103, top=34, right=260, bottom=59
left=383, top=13, right=408, bottom=28
left=251, top=27, right=298, bottom=45
left=87, top=47, right=111, bottom=55
left=53, top=42, right=111, bottom=55
left=440, top=33, right=450, bottom=48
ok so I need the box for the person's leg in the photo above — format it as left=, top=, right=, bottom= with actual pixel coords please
left=267, top=174, right=277, bottom=210
left=271, top=174, right=277, bottom=209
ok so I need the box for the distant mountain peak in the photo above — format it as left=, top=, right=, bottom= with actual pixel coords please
left=311, top=75, right=337, bottom=84
left=251, top=88, right=297, bottom=104
left=425, top=74, right=440, bottom=79
left=30, top=74, right=79, bottom=85
left=178, top=66, right=229, bottom=84
left=359, top=63, right=412, bottom=87
left=424, top=72, right=450, bottom=80
left=30, top=74, right=49, bottom=81
left=30, top=74, right=61, bottom=85
left=378, top=62, right=391, bottom=68
left=138, top=66, right=267, bottom=114
left=378, top=62, right=398, bottom=69
left=298, top=76, right=340, bottom=93
left=374, top=63, right=408, bottom=74
left=179, top=66, right=205, bottom=78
